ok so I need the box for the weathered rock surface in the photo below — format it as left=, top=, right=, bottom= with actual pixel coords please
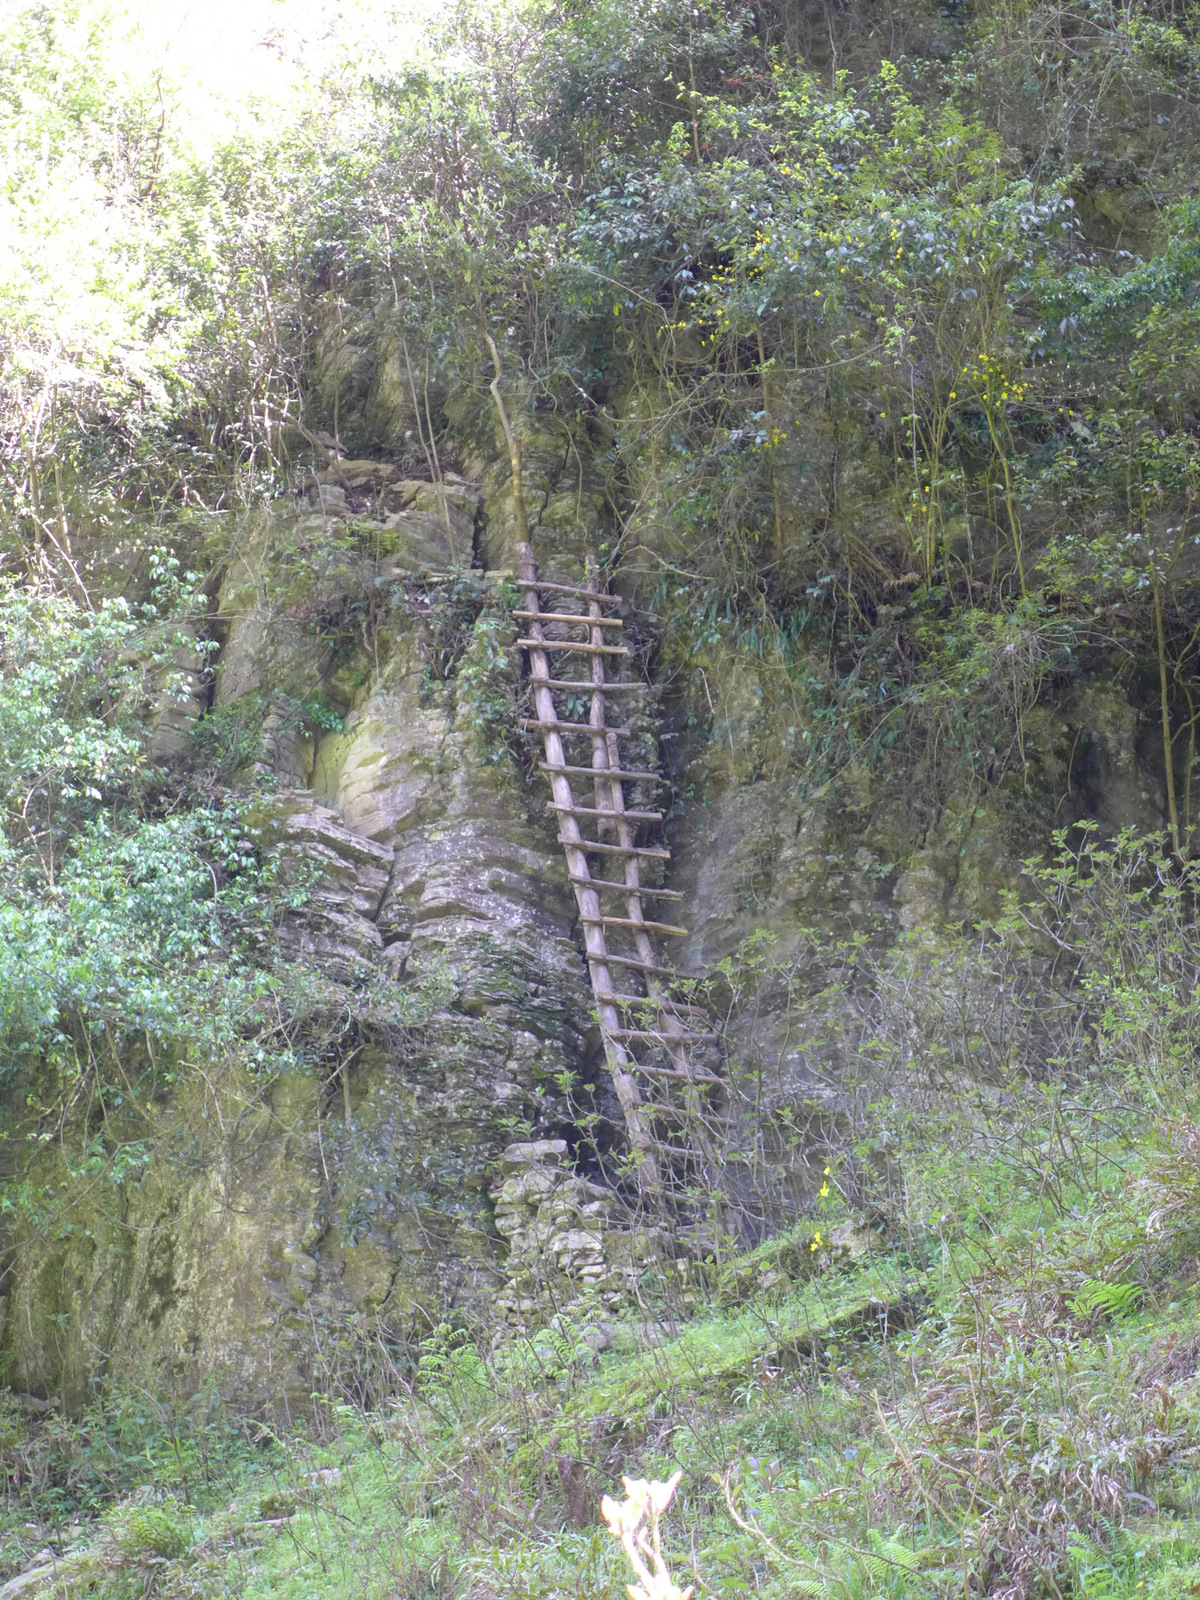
left=4, top=1068, right=328, bottom=1412
left=214, top=509, right=334, bottom=710
left=0, top=297, right=1180, bottom=1409
left=247, top=793, right=393, bottom=980
left=2, top=482, right=614, bottom=1403
left=490, top=1141, right=666, bottom=1320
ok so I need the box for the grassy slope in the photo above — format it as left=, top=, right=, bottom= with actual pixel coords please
left=14, top=1099, right=1200, bottom=1600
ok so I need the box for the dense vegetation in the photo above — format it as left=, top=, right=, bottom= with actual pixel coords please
left=7, top=0, right=1200, bottom=830
left=3, top=0, right=1200, bottom=1596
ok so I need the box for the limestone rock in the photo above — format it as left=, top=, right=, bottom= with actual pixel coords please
left=251, top=794, right=393, bottom=922
left=311, top=641, right=446, bottom=842
left=255, top=697, right=316, bottom=788
left=829, top=1220, right=882, bottom=1260
left=380, top=480, right=479, bottom=570
left=308, top=305, right=454, bottom=456
left=445, top=387, right=609, bottom=572
left=316, top=483, right=350, bottom=516
left=246, top=793, right=393, bottom=982
left=0, top=1561, right=58, bottom=1599
left=213, top=507, right=333, bottom=709
left=490, top=1142, right=648, bottom=1323
left=3, top=1070, right=329, bottom=1413
left=310, top=631, right=585, bottom=994
left=325, top=459, right=399, bottom=488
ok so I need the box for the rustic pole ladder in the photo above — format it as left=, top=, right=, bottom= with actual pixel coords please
left=515, top=542, right=730, bottom=1210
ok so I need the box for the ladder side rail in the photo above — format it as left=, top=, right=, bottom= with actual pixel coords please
left=580, top=572, right=695, bottom=1049
left=582, top=566, right=653, bottom=974
left=584, top=563, right=646, bottom=924
left=580, top=565, right=696, bottom=1181
left=587, top=602, right=618, bottom=840
left=516, top=543, right=662, bottom=1195
left=581, top=572, right=725, bottom=1170
left=578, top=566, right=672, bottom=1182
left=591, top=633, right=731, bottom=1171
left=601, top=711, right=694, bottom=1042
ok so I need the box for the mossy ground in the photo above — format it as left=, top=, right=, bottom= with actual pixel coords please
left=7, top=1090, right=1200, bottom=1600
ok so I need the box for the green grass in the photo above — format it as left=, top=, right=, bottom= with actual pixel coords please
left=10, top=1101, right=1200, bottom=1598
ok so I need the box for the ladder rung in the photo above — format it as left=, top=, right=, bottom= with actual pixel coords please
left=630, top=1063, right=724, bottom=1085
left=522, top=580, right=622, bottom=606
left=520, top=720, right=632, bottom=736
left=543, top=763, right=660, bottom=782
left=519, top=638, right=628, bottom=656
left=513, top=610, right=623, bottom=628
left=597, top=953, right=702, bottom=978
left=570, top=877, right=682, bottom=899
left=550, top=804, right=663, bottom=822
left=581, top=915, right=689, bottom=936
left=562, top=836, right=671, bottom=860
left=535, top=678, right=648, bottom=692
left=609, top=1029, right=718, bottom=1044
left=595, top=991, right=706, bottom=1012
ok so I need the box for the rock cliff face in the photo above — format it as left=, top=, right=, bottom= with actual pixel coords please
left=0, top=342, right=1174, bottom=1412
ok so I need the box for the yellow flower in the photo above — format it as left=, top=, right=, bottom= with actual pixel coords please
left=600, top=1491, right=641, bottom=1540
left=819, top=1182, right=830, bottom=1198
left=810, top=1230, right=823, bottom=1252
left=602, top=1472, right=684, bottom=1537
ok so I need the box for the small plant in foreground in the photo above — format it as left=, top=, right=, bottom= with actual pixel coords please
left=601, top=1472, right=693, bottom=1600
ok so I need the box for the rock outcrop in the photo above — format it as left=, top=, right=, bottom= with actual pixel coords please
left=0, top=303, right=1178, bottom=1410
left=490, top=1141, right=667, bottom=1322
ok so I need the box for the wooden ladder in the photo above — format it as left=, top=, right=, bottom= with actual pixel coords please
left=515, top=542, right=730, bottom=1209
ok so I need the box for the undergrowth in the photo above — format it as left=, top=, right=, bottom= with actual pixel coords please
left=10, top=1046, right=1200, bottom=1597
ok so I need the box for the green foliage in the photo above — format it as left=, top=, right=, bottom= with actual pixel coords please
left=0, top=585, right=145, bottom=857
left=3, top=0, right=1196, bottom=822
left=1000, top=824, right=1200, bottom=1097
left=0, top=581, right=293, bottom=1087
left=0, top=548, right=344, bottom=1269
left=5, top=853, right=1200, bottom=1596
left=3, top=4, right=1200, bottom=1599
left=302, top=697, right=344, bottom=733
left=107, top=1497, right=193, bottom=1563
left=0, top=1384, right=273, bottom=1579
left=1072, top=1279, right=1144, bottom=1321
left=452, top=584, right=521, bottom=777
left=185, top=695, right=271, bottom=788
